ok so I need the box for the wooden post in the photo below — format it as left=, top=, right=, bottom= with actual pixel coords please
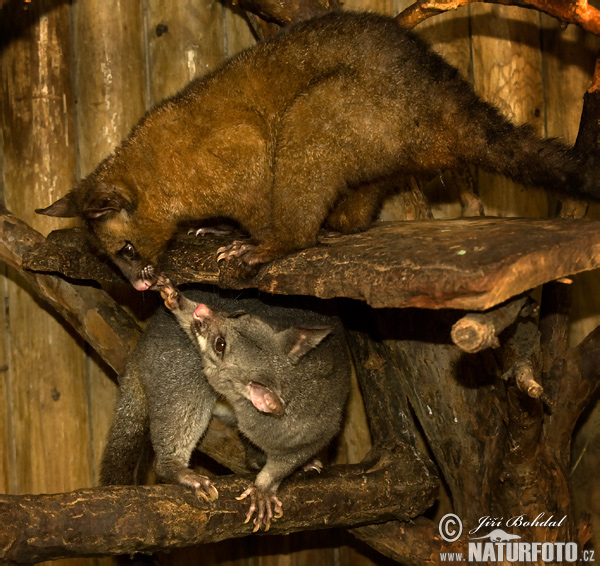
left=471, top=4, right=550, bottom=217
left=71, top=0, right=148, bottom=503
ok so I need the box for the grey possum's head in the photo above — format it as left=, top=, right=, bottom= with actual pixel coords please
left=189, top=303, right=332, bottom=417
left=36, top=166, right=173, bottom=291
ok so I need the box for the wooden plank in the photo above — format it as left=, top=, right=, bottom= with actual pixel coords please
left=540, top=17, right=600, bottom=346
left=540, top=16, right=600, bottom=553
left=0, top=114, right=11, bottom=496
left=0, top=3, right=92, bottom=566
left=224, top=5, right=256, bottom=58
left=71, top=0, right=146, bottom=509
left=470, top=4, right=550, bottom=218
left=145, top=0, right=226, bottom=105
left=0, top=270, right=12, bottom=496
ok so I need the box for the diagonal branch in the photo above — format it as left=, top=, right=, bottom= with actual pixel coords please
left=0, top=205, right=141, bottom=374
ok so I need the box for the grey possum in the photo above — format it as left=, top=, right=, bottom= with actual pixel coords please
left=37, top=11, right=600, bottom=289
left=100, top=282, right=350, bottom=531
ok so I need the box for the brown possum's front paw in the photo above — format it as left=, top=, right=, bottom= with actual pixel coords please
left=236, top=483, right=283, bottom=532
left=176, top=468, right=219, bottom=502
left=156, top=275, right=181, bottom=311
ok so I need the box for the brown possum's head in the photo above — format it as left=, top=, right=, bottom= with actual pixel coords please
left=36, top=180, right=172, bottom=291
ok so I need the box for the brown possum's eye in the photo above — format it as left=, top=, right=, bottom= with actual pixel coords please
left=214, top=336, right=226, bottom=354
left=119, top=242, right=138, bottom=261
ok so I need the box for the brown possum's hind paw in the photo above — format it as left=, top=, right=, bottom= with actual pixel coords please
left=176, top=469, right=219, bottom=502
left=236, top=484, right=283, bottom=532
left=155, top=275, right=181, bottom=311
left=302, top=458, right=323, bottom=473
left=217, top=241, right=285, bottom=267
left=216, top=240, right=256, bottom=263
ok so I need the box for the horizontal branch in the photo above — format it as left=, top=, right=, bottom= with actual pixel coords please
left=24, top=217, right=600, bottom=311
left=397, top=0, right=600, bottom=34
left=0, top=453, right=437, bottom=564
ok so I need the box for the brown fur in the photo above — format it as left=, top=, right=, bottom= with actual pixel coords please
left=37, top=11, right=599, bottom=287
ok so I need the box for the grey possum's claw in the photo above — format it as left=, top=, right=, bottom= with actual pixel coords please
left=302, top=458, right=323, bottom=473
left=216, top=241, right=255, bottom=263
left=176, top=469, right=219, bottom=502
left=236, top=484, right=283, bottom=532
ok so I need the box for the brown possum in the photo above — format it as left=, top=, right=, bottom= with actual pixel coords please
left=37, top=11, right=600, bottom=289
left=100, top=280, right=350, bottom=531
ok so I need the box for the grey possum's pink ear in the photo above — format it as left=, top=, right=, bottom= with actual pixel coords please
left=35, top=192, right=79, bottom=218
left=249, top=381, right=285, bottom=416
left=278, top=327, right=332, bottom=364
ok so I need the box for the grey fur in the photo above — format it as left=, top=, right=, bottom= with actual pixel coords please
left=100, top=287, right=350, bottom=530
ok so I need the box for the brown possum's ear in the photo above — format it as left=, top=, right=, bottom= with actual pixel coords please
left=278, top=327, right=332, bottom=364
left=82, top=189, right=130, bottom=219
left=248, top=381, right=285, bottom=416
left=35, top=192, right=79, bottom=218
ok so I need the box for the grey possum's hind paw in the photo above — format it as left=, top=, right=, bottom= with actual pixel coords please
left=176, top=468, right=219, bottom=502
left=302, top=458, right=323, bottom=473
left=236, top=484, right=283, bottom=532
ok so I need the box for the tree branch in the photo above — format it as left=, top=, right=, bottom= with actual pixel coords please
left=0, top=205, right=141, bottom=374
left=397, top=0, right=600, bottom=34
left=0, top=453, right=437, bottom=564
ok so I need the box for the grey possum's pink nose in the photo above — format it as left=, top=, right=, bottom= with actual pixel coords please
left=193, top=304, right=212, bottom=320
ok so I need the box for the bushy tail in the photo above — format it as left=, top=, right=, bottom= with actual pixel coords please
left=467, top=100, right=600, bottom=201
left=99, top=369, right=151, bottom=486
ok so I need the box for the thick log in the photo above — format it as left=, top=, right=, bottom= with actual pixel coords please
left=22, top=217, right=600, bottom=311
left=376, top=308, right=506, bottom=527
left=0, top=451, right=437, bottom=564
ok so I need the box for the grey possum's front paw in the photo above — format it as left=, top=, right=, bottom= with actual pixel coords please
left=236, top=483, right=283, bottom=532
left=176, top=469, right=219, bottom=502
left=156, top=275, right=181, bottom=311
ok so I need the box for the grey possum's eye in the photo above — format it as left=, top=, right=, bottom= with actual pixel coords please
left=214, top=336, right=226, bottom=353
left=119, top=242, right=138, bottom=261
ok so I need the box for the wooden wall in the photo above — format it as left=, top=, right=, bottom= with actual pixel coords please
left=0, top=0, right=598, bottom=564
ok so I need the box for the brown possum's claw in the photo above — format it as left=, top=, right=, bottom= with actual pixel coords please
left=236, top=484, right=283, bottom=532
left=302, top=458, right=323, bottom=473
left=176, top=469, right=219, bottom=502
left=217, top=242, right=286, bottom=269
left=216, top=240, right=255, bottom=263
left=189, top=226, right=233, bottom=237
